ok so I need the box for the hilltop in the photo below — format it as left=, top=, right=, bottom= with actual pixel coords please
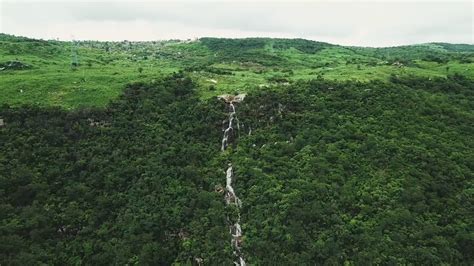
left=0, top=34, right=473, bottom=108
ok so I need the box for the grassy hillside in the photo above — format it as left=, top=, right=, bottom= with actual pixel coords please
left=1, top=34, right=473, bottom=108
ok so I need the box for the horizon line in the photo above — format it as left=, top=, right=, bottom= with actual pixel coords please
left=1, top=32, right=473, bottom=49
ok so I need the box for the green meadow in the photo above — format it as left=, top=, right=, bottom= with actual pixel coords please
left=1, top=34, right=472, bottom=108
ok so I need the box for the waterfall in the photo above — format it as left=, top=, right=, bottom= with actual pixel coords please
left=219, top=94, right=246, bottom=266
left=221, top=103, right=236, bottom=151
left=225, top=164, right=242, bottom=207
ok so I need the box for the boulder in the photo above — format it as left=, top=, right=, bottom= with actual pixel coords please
left=217, top=93, right=246, bottom=103
left=0, top=61, right=32, bottom=70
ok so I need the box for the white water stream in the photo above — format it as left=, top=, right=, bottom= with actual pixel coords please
left=220, top=95, right=246, bottom=266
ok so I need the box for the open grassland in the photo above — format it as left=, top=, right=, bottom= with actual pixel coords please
left=1, top=34, right=473, bottom=108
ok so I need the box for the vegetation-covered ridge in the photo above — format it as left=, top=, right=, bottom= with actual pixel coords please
left=1, top=73, right=473, bottom=264
left=0, top=33, right=473, bottom=108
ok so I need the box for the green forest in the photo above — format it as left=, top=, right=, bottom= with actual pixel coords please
left=0, top=35, right=473, bottom=265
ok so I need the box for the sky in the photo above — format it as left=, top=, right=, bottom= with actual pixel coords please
left=0, top=0, right=472, bottom=47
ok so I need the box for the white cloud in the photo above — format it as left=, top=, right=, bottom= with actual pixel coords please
left=1, top=0, right=472, bottom=46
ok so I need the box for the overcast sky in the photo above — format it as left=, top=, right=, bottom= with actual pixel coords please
left=0, top=0, right=472, bottom=47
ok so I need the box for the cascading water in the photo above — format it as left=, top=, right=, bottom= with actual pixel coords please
left=219, top=94, right=246, bottom=266
left=221, top=103, right=235, bottom=151
left=225, top=164, right=242, bottom=207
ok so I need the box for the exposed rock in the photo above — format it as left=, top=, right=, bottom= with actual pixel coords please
left=0, top=61, right=32, bottom=70
left=278, top=103, right=284, bottom=117
left=218, top=93, right=246, bottom=104
left=178, top=228, right=189, bottom=240
left=214, top=184, right=225, bottom=194
left=195, top=257, right=203, bottom=265
left=0, top=119, right=4, bottom=127
left=87, top=118, right=110, bottom=127
left=392, top=61, right=404, bottom=68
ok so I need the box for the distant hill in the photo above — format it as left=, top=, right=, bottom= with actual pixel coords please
left=0, top=33, right=472, bottom=108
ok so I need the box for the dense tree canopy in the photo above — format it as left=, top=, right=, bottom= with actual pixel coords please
left=1, top=74, right=235, bottom=264
left=235, top=75, right=474, bottom=264
left=0, top=74, right=473, bottom=264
